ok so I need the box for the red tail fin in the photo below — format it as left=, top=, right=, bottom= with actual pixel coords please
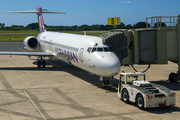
left=36, top=7, right=46, bottom=32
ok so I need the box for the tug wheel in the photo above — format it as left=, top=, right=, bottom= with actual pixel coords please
left=122, top=89, right=129, bottom=103
left=169, top=73, right=177, bottom=83
left=136, top=94, right=144, bottom=109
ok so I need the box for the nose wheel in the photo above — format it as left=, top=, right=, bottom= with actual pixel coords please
left=102, top=80, right=110, bottom=89
left=100, top=77, right=112, bottom=89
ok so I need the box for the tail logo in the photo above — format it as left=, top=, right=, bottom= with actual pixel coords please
left=36, top=7, right=46, bottom=33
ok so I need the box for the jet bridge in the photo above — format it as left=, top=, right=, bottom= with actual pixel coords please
left=100, top=32, right=128, bottom=61
left=102, top=14, right=180, bottom=83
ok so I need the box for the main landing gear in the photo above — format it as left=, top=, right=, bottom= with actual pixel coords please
left=37, top=57, right=46, bottom=68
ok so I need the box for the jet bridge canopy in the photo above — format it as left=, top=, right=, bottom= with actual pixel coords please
left=100, top=32, right=128, bottom=61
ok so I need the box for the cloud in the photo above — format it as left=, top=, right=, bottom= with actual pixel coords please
left=87, top=15, right=90, bottom=17
left=120, top=1, right=134, bottom=4
left=154, top=3, right=163, bottom=6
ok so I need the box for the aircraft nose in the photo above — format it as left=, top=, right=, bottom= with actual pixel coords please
left=103, top=55, right=121, bottom=76
left=95, top=53, right=121, bottom=77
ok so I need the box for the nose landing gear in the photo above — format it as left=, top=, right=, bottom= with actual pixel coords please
left=100, top=77, right=115, bottom=90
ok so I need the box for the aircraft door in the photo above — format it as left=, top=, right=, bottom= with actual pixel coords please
left=79, top=48, right=84, bottom=62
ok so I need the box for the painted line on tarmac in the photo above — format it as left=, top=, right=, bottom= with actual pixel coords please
left=23, top=90, right=47, bottom=120
left=18, top=47, right=27, bottom=52
left=85, top=113, right=150, bottom=120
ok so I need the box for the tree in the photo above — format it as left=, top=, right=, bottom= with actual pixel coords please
left=11, top=25, right=24, bottom=31
left=105, top=25, right=114, bottom=30
left=26, top=23, right=39, bottom=30
left=91, top=24, right=99, bottom=30
left=98, top=25, right=106, bottom=30
left=2, top=23, right=5, bottom=27
left=79, top=24, right=91, bottom=30
left=134, top=22, right=146, bottom=28
left=126, top=24, right=133, bottom=29
left=1, top=23, right=5, bottom=29
left=117, top=22, right=126, bottom=29
left=71, top=25, right=78, bottom=28
left=154, top=22, right=166, bottom=28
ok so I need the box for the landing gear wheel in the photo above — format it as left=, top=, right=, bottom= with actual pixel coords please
left=136, top=94, right=144, bottom=109
left=122, top=89, right=129, bottom=103
left=102, top=81, right=109, bottom=89
left=37, top=60, right=41, bottom=68
left=42, top=60, right=46, bottom=68
left=169, top=73, right=177, bottom=83
left=105, top=81, right=110, bottom=89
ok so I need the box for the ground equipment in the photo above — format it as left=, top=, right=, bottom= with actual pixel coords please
left=117, top=72, right=176, bottom=109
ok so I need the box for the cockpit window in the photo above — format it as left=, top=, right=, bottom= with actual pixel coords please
left=97, top=47, right=103, bottom=52
left=104, top=47, right=109, bottom=52
left=87, top=46, right=111, bottom=53
left=92, top=48, right=97, bottom=52
left=87, top=47, right=92, bottom=53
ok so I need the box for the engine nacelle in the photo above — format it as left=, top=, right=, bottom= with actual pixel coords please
left=23, top=36, right=39, bottom=51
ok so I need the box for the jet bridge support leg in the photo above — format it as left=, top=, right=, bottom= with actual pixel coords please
left=168, top=14, right=180, bottom=83
left=169, top=66, right=180, bottom=83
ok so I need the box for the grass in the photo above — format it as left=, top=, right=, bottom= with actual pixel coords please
left=0, top=31, right=107, bottom=41
left=0, top=35, right=35, bottom=41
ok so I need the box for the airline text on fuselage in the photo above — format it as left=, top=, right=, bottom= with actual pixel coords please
left=55, top=47, right=78, bottom=63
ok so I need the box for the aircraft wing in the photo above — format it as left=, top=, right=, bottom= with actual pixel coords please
left=0, top=52, right=54, bottom=56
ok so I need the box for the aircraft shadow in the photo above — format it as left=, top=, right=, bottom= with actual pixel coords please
left=122, top=99, right=180, bottom=114
left=149, top=80, right=180, bottom=91
left=0, top=60, right=112, bottom=90
left=0, top=66, right=61, bottom=72
left=144, top=106, right=180, bottom=114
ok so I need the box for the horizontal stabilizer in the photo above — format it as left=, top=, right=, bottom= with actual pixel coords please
left=5, top=7, right=65, bottom=33
left=5, top=10, right=65, bottom=14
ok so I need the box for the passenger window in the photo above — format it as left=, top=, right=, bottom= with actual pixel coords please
left=87, top=47, right=92, bottom=53
left=97, top=47, right=103, bottom=52
left=92, top=48, right=97, bottom=52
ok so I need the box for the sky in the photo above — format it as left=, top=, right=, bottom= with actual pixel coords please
left=0, top=0, right=180, bottom=27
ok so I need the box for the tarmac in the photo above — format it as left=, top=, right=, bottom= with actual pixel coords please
left=0, top=42, right=179, bottom=120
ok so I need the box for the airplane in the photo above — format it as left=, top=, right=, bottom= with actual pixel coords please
left=3, top=7, right=121, bottom=84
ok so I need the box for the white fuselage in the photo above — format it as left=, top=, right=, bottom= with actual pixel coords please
left=37, top=31, right=121, bottom=77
